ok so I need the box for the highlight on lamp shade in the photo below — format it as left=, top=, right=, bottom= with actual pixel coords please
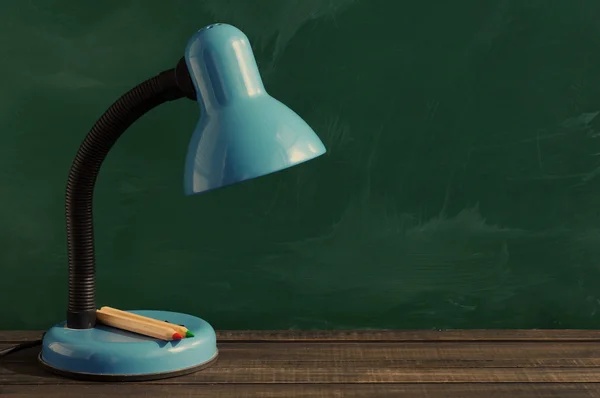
left=183, top=23, right=326, bottom=195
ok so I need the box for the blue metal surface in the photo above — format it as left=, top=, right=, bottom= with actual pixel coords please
left=183, top=23, right=326, bottom=195
left=40, top=310, right=217, bottom=377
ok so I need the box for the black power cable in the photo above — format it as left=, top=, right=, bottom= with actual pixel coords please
left=0, top=333, right=45, bottom=358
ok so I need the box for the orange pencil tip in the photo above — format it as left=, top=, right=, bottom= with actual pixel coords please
left=172, top=332, right=183, bottom=340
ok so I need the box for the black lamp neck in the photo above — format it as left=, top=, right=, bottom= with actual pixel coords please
left=65, top=58, right=195, bottom=329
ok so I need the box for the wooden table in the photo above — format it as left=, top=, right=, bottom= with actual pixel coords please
left=2, top=330, right=600, bottom=397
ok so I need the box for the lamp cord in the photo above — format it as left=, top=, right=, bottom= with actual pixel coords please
left=65, top=60, right=194, bottom=329
left=0, top=333, right=45, bottom=359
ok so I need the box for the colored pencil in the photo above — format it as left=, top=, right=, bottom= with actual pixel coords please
left=100, top=306, right=195, bottom=338
left=96, top=308, right=182, bottom=341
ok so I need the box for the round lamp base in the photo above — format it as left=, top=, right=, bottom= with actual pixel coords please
left=39, top=310, right=218, bottom=381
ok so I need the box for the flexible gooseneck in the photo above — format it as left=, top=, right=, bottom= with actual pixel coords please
left=65, top=59, right=195, bottom=329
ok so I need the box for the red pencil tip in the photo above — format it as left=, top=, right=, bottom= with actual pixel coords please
left=172, top=332, right=183, bottom=340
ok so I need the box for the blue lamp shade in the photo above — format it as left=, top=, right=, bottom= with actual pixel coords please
left=183, top=24, right=326, bottom=195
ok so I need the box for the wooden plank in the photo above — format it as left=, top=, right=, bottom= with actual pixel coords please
left=5, top=329, right=600, bottom=343
left=4, top=366, right=600, bottom=385
left=4, top=351, right=600, bottom=384
left=5, top=342, right=600, bottom=367
left=4, top=331, right=600, bottom=388
left=214, top=341, right=600, bottom=361
left=7, top=353, right=600, bottom=368
left=158, top=367, right=600, bottom=384
left=0, top=332, right=44, bottom=343
left=3, top=383, right=600, bottom=398
left=215, top=329, right=600, bottom=342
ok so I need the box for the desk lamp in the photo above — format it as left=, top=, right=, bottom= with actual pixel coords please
left=38, top=23, right=326, bottom=381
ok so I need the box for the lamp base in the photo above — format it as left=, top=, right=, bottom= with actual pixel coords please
left=39, top=310, right=218, bottom=381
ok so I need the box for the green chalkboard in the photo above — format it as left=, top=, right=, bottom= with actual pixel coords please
left=2, top=0, right=600, bottom=330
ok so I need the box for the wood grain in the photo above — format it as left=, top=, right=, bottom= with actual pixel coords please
left=4, top=345, right=600, bottom=384
left=3, top=383, right=600, bottom=398
left=214, top=329, right=600, bottom=342
left=3, top=330, right=600, bottom=396
left=5, top=329, right=600, bottom=343
left=5, top=342, right=600, bottom=367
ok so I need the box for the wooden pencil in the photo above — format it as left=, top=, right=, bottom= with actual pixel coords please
left=100, top=306, right=195, bottom=338
left=96, top=308, right=182, bottom=341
